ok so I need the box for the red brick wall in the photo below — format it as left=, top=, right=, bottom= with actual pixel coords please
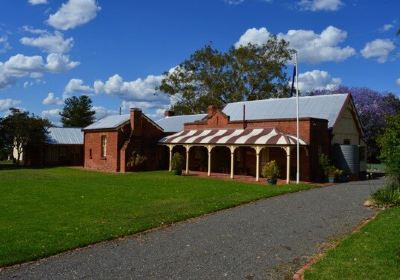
left=84, top=130, right=120, bottom=172
left=84, top=111, right=165, bottom=173
left=185, top=117, right=315, bottom=144
left=184, top=112, right=329, bottom=181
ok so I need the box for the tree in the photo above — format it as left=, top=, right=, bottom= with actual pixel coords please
left=159, top=37, right=294, bottom=114
left=60, top=95, right=96, bottom=127
left=0, top=116, right=7, bottom=160
left=1, top=108, right=50, bottom=164
left=309, top=86, right=400, bottom=162
left=378, top=113, right=400, bottom=182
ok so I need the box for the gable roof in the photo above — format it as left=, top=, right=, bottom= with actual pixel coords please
left=156, top=114, right=207, bottom=133
left=222, top=94, right=349, bottom=128
left=83, top=114, right=130, bottom=130
left=83, top=112, right=164, bottom=132
left=47, top=127, right=83, bottom=145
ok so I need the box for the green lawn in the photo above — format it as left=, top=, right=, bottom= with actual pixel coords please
left=305, top=207, right=400, bottom=280
left=0, top=167, right=312, bottom=267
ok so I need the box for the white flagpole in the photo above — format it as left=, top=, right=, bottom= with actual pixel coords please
left=295, top=52, right=300, bottom=184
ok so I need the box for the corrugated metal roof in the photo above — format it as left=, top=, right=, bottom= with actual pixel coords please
left=47, top=127, right=83, bottom=145
left=156, top=114, right=207, bottom=133
left=222, top=94, right=348, bottom=128
left=83, top=114, right=130, bottom=130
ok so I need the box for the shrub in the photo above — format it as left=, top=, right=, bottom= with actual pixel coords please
left=171, top=152, right=184, bottom=175
left=372, top=187, right=400, bottom=207
left=372, top=176, right=400, bottom=207
left=319, top=153, right=331, bottom=177
left=262, top=160, right=280, bottom=179
left=126, top=151, right=147, bottom=170
left=378, top=113, right=400, bottom=181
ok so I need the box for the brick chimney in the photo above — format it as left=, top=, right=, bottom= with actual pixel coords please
left=207, top=105, right=218, bottom=118
left=130, top=108, right=142, bottom=133
left=164, top=110, right=175, bottom=118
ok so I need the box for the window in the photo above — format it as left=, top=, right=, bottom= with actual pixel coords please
left=101, top=135, right=107, bottom=158
left=89, top=149, right=92, bottom=159
left=343, top=139, right=351, bottom=145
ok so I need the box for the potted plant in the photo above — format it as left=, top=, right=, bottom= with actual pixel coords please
left=327, top=165, right=336, bottom=183
left=262, top=160, right=280, bottom=185
left=334, top=168, right=343, bottom=182
left=171, top=152, right=184, bottom=175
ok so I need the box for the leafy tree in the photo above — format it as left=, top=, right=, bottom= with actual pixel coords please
left=159, top=37, right=294, bottom=114
left=1, top=108, right=50, bottom=165
left=309, top=86, right=400, bottom=162
left=378, top=113, right=400, bottom=182
left=0, top=116, right=7, bottom=160
left=60, top=95, right=96, bottom=127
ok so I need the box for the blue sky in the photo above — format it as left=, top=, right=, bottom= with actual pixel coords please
left=0, top=0, right=399, bottom=124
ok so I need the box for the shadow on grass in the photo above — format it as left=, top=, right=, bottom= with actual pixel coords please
left=0, top=163, right=81, bottom=171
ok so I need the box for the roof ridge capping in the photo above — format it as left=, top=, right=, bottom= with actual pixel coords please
left=156, top=113, right=207, bottom=121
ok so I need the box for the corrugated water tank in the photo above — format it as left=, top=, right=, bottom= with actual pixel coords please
left=332, top=144, right=360, bottom=175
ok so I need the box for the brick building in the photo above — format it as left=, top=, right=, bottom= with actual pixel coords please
left=83, top=94, right=365, bottom=182
left=83, top=108, right=164, bottom=172
left=158, top=94, right=366, bottom=182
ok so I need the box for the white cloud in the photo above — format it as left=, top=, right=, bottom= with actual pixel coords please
left=92, top=106, right=118, bottom=120
left=235, top=26, right=355, bottom=64
left=45, top=53, right=80, bottom=72
left=20, top=31, right=74, bottom=54
left=22, top=26, right=47, bottom=35
left=223, top=0, right=272, bottom=4
left=0, top=36, right=11, bottom=54
left=0, top=53, right=79, bottom=89
left=42, top=92, right=63, bottom=105
left=2, top=54, right=44, bottom=79
left=224, top=0, right=245, bottom=5
left=298, top=0, right=343, bottom=11
left=28, top=0, right=48, bottom=5
left=93, top=72, right=176, bottom=121
left=64, top=78, right=93, bottom=95
left=235, top=27, right=270, bottom=48
left=382, top=24, right=394, bottom=32
left=47, top=0, right=101, bottom=30
left=280, top=26, right=355, bottom=63
left=41, top=108, right=61, bottom=125
left=0, top=99, right=21, bottom=113
left=93, top=73, right=168, bottom=103
left=361, top=39, right=395, bottom=63
left=297, top=70, right=341, bottom=92
left=396, top=78, right=400, bottom=87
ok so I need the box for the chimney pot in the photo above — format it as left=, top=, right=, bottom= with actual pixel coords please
left=207, top=105, right=218, bottom=117
left=164, top=110, right=175, bottom=117
left=130, top=107, right=141, bottom=112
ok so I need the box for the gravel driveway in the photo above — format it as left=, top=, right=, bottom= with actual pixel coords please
left=0, top=178, right=383, bottom=280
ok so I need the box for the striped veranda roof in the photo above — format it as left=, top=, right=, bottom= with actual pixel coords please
left=159, top=128, right=306, bottom=146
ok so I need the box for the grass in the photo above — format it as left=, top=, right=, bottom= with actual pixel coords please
left=0, top=167, right=313, bottom=267
left=305, top=207, right=400, bottom=280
